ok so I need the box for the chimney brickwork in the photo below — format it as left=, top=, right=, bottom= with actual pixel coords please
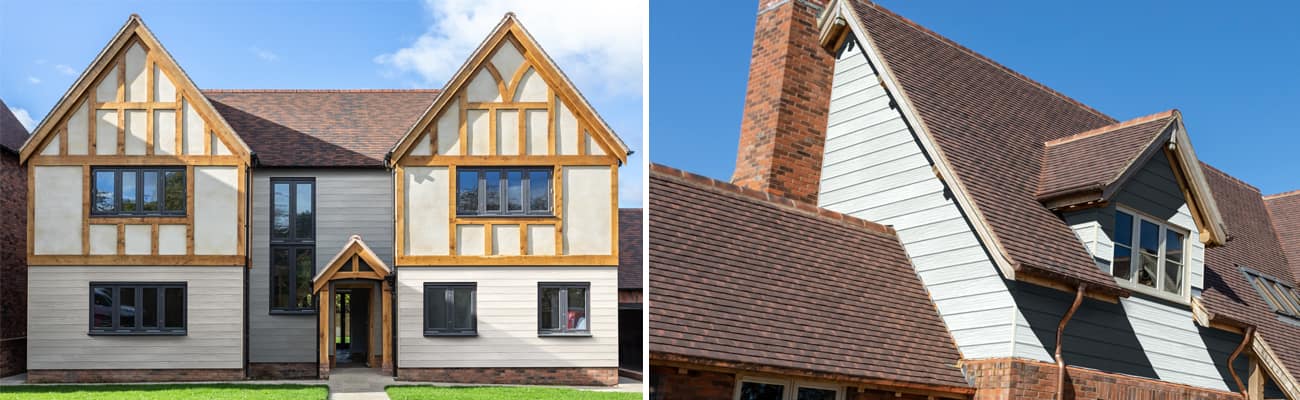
left=731, top=0, right=835, bottom=204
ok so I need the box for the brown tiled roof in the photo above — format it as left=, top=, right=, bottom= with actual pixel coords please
left=1199, top=163, right=1300, bottom=386
left=849, top=0, right=1126, bottom=294
left=618, top=208, right=643, bottom=290
left=1037, top=112, right=1177, bottom=203
left=1265, top=190, right=1300, bottom=283
left=648, top=163, right=970, bottom=391
left=0, top=98, right=30, bottom=153
left=204, top=90, right=438, bottom=167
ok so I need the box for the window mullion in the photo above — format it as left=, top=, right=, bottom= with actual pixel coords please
left=445, top=289, right=454, bottom=329
left=559, top=288, right=569, bottom=333
left=156, top=285, right=165, bottom=329
left=111, top=286, right=121, bottom=331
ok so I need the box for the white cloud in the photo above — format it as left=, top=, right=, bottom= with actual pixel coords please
left=251, top=47, right=278, bottom=62
left=27, top=76, right=41, bottom=84
left=11, top=107, right=37, bottom=131
left=54, top=64, right=76, bottom=75
left=375, top=0, right=644, bottom=97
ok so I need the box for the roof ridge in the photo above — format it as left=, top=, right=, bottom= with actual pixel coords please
left=649, top=163, right=897, bottom=237
left=203, top=89, right=441, bottom=93
left=1044, top=110, right=1177, bottom=147
left=859, top=0, right=1116, bottom=124
left=1264, top=189, right=1300, bottom=200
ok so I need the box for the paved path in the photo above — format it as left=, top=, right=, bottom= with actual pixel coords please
left=328, top=368, right=393, bottom=400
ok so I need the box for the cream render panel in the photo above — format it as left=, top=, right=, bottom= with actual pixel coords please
left=124, top=43, right=147, bottom=102
left=397, top=266, right=618, bottom=368
left=525, top=110, right=548, bottom=155
left=193, top=166, right=238, bottom=255
left=67, top=101, right=89, bottom=155
left=404, top=167, right=450, bottom=256
left=457, top=225, right=486, bottom=256
left=497, top=109, right=519, bottom=155
left=39, top=134, right=59, bottom=156
left=436, top=102, right=461, bottom=155
left=466, top=110, right=490, bottom=156
left=555, top=98, right=579, bottom=155
left=89, top=225, right=116, bottom=255
left=154, top=64, right=176, bottom=102
left=562, top=166, right=612, bottom=255
left=409, top=130, right=433, bottom=156
left=527, top=225, right=556, bottom=255
left=95, top=67, right=118, bottom=102
left=492, top=225, right=521, bottom=256
left=33, top=166, right=83, bottom=255
left=514, top=69, right=548, bottom=102
left=158, top=225, right=186, bottom=255
left=124, top=110, right=147, bottom=155
left=182, top=99, right=204, bottom=155
left=27, top=266, right=244, bottom=370
left=95, top=110, right=117, bottom=155
left=466, top=69, right=501, bottom=103
left=490, top=42, right=525, bottom=81
left=154, top=109, right=176, bottom=155
left=124, top=224, right=151, bottom=255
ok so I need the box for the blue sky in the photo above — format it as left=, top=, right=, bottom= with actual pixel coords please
left=650, top=0, right=1300, bottom=196
left=0, top=0, right=645, bottom=206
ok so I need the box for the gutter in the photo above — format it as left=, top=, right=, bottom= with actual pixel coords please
left=1055, top=283, right=1086, bottom=400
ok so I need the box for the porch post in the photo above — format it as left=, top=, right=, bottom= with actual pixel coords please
left=382, top=277, right=393, bottom=374
left=318, top=284, right=331, bottom=378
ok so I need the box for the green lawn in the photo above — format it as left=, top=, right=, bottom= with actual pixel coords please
left=0, top=384, right=327, bottom=400
left=386, top=386, right=640, bottom=400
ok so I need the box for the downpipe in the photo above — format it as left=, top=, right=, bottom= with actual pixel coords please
left=1228, top=326, right=1256, bottom=399
left=1056, top=284, right=1086, bottom=400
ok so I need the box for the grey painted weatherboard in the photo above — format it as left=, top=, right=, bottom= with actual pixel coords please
left=816, top=37, right=1021, bottom=360
left=1032, top=151, right=1223, bottom=390
left=248, top=168, right=394, bottom=363
left=27, top=266, right=244, bottom=370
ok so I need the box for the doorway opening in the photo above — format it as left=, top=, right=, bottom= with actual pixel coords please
left=312, top=235, right=394, bottom=378
left=333, top=288, right=372, bottom=368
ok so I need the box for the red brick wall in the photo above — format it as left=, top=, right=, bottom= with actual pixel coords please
left=0, top=152, right=26, bottom=378
left=731, top=0, right=836, bottom=204
left=398, top=367, right=619, bottom=386
left=965, top=358, right=1240, bottom=400
left=27, top=369, right=245, bottom=383
left=248, top=362, right=318, bottom=380
left=650, top=364, right=736, bottom=399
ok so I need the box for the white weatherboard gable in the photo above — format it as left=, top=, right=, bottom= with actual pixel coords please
left=817, top=35, right=1024, bottom=361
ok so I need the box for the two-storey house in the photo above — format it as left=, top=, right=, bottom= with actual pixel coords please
left=18, top=12, right=629, bottom=385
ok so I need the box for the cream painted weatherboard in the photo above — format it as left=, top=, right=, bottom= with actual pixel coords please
left=27, top=266, right=244, bottom=370
left=396, top=266, right=618, bottom=368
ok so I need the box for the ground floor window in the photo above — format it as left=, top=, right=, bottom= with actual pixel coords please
left=90, top=282, right=186, bottom=335
left=538, top=282, right=590, bottom=336
left=736, top=377, right=842, bottom=400
left=424, top=283, right=477, bottom=336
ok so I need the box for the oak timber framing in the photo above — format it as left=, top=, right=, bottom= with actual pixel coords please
left=389, top=14, right=623, bottom=267
left=20, top=15, right=250, bottom=267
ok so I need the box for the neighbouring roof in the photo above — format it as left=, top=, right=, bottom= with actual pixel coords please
left=845, top=0, right=1130, bottom=294
left=618, top=208, right=643, bottom=290
left=0, top=98, right=29, bottom=153
left=205, top=90, right=439, bottom=167
left=648, top=163, right=970, bottom=392
left=1037, top=111, right=1177, bottom=204
left=1198, top=164, right=1300, bottom=389
left=1265, top=190, right=1300, bottom=283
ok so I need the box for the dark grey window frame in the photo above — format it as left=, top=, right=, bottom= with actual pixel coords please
left=1242, top=266, right=1300, bottom=318
left=88, top=282, right=186, bottom=335
left=90, top=167, right=186, bottom=216
left=538, top=282, right=591, bottom=337
left=269, top=177, right=316, bottom=315
left=423, top=283, right=477, bottom=336
left=456, top=167, right=553, bottom=217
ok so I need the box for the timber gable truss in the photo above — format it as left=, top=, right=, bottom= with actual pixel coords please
left=21, top=15, right=250, bottom=267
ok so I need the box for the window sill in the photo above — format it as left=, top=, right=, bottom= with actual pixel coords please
left=1114, top=279, right=1190, bottom=306
left=270, top=309, right=317, bottom=315
left=89, top=331, right=187, bottom=336
left=455, top=214, right=556, bottom=219
left=538, top=332, right=592, bottom=338
left=423, top=332, right=479, bottom=337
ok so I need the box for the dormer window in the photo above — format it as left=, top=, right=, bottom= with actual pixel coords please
left=1112, top=209, right=1187, bottom=299
left=1243, top=268, right=1300, bottom=318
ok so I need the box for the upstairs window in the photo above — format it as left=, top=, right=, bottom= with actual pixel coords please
left=1243, top=268, right=1300, bottom=318
left=1111, top=209, right=1187, bottom=298
left=91, top=167, right=186, bottom=216
left=456, top=167, right=552, bottom=216
left=90, top=282, right=186, bottom=335
left=270, top=178, right=315, bottom=313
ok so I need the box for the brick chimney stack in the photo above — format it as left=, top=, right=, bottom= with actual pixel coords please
left=731, top=0, right=835, bottom=204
